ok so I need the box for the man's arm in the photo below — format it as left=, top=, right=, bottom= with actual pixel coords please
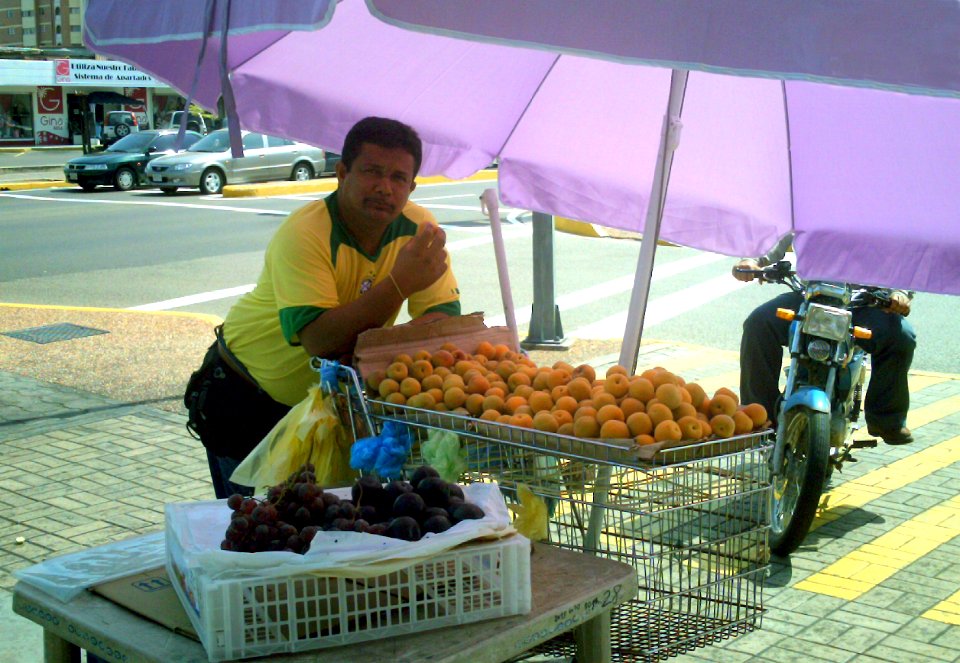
left=298, top=223, right=453, bottom=358
left=732, top=232, right=794, bottom=283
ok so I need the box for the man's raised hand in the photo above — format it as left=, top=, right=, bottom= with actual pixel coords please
left=391, top=223, right=449, bottom=297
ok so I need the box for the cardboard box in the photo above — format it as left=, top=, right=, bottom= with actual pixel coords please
left=353, top=313, right=517, bottom=380
left=92, top=568, right=198, bottom=641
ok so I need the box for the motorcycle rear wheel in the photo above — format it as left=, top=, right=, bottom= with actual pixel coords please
left=770, top=407, right=830, bottom=556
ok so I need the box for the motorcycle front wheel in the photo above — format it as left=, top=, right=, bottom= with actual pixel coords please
left=770, top=407, right=830, bottom=556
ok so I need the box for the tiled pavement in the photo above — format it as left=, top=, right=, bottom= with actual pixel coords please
left=2, top=340, right=960, bottom=661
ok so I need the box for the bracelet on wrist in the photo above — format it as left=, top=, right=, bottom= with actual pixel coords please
left=387, top=273, right=406, bottom=299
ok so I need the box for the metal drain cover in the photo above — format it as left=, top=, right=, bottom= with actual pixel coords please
left=2, top=322, right=110, bottom=344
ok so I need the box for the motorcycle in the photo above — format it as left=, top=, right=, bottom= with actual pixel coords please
left=737, top=261, right=891, bottom=556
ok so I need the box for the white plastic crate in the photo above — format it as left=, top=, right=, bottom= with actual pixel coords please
left=165, top=499, right=531, bottom=662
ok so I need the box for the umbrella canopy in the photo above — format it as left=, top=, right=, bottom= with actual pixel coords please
left=84, top=0, right=960, bottom=297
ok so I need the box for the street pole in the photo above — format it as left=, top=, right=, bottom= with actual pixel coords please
left=521, top=212, right=570, bottom=351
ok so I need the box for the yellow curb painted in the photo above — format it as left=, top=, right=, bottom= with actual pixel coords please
left=554, top=216, right=609, bottom=238
left=223, top=169, right=499, bottom=198
left=925, top=589, right=960, bottom=624
left=0, top=146, right=79, bottom=153
left=0, top=181, right=69, bottom=191
left=798, top=494, right=960, bottom=601
left=0, top=302, right=222, bottom=326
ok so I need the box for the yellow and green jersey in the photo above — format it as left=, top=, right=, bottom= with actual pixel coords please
left=223, top=191, right=460, bottom=406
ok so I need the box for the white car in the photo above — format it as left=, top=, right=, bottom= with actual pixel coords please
left=144, top=129, right=326, bottom=194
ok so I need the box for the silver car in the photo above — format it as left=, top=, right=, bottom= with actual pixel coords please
left=144, top=129, right=326, bottom=195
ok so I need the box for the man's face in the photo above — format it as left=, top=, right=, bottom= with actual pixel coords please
left=336, top=143, right=417, bottom=227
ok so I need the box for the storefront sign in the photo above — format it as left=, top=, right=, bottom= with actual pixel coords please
left=36, top=86, right=69, bottom=144
left=55, top=59, right=160, bottom=87
left=124, top=87, right=148, bottom=125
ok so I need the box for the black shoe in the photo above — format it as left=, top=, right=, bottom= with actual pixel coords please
left=867, top=426, right=914, bottom=445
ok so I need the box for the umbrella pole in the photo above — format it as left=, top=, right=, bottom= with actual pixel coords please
left=480, top=188, right=522, bottom=352
left=585, top=69, right=690, bottom=552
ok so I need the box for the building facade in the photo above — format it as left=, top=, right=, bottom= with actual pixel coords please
left=0, top=0, right=85, bottom=48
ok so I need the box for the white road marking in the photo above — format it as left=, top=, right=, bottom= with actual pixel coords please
left=127, top=285, right=257, bottom=311
left=485, top=253, right=727, bottom=328
left=568, top=273, right=747, bottom=339
left=0, top=192, right=288, bottom=215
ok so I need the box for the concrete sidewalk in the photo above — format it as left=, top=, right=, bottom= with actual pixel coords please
left=1, top=305, right=959, bottom=662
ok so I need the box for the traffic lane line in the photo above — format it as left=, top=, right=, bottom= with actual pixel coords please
left=795, top=494, right=960, bottom=601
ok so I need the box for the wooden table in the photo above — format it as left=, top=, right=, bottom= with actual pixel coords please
left=13, top=542, right=636, bottom=663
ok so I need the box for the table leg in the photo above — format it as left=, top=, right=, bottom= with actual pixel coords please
left=43, top=629, right=80, bottom=663
left=573, top=610, right=612, bottom=663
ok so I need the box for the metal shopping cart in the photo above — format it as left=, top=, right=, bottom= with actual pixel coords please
left=333, top=364, right=772, bottom=662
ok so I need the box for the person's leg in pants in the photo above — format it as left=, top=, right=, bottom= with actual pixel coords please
left=853, top=308, right=916, bottom=432
left=740, top=291, right=803, bottom=417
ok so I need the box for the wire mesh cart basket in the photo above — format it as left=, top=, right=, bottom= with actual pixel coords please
left=333, top=364, right=772, bottom=662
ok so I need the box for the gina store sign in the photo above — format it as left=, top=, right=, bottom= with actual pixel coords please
left=54, top=59, right=160, bottom=87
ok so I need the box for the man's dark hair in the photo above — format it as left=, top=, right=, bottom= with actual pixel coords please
left=341, top=116, right=423, bottom=177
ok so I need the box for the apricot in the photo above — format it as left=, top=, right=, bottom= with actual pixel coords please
left=699, top=419, right=713, bottom=438
left=378, top=378, right=400, bottom=398
left=566, top=377, right=593, bottom=402
left=552, top=409, right=574, bottom=426
left=574, top=405, right=598, bottom=421
left=528, top=391, right=554, bottom=413
left=431, top=350, right=455, bottom=368
left=635, top=434, right=656, bottom=446
left=489, top=380, right=509, bottom=395
left=495, top=360, right=517, bottom=381
left=654, top=420, right=682, bottom=443
left=426, top=388, right=443, bottom=404
left=442, top=374, right=465, bottom=391
left=557, top=422, right=575, bottom=436
left=742, top=403, right=768, bottom=428
left=573, top=415, right=600, bottom=438
left=546, top=369, right=572, bottom=390
left=626, top=411, right=653, bottom=437
left=514, top=405, right=533, bottom=417
left=514, top=385, right=535, bottom=400
left=399, top=377, right=422, bottom=398
left=434, top=366, right=451, bottom=379
left=475, top=340, right=496, bottom=359
left=480, top=409, right=501, bottom=421
left=385, top=362, right=408, bottom=382
left=364, top=369, right=386, bottom=393
left=406, top=392, right=436, bottom=410
left=504, top=395, right=528, bottom=415
left=708, top=394, right=737, bottom=417
left=577, top=399, right=595, bottom=411
left=655, top=383, right=683, bottom=410
left=551, top=395, right=576, bottom=415
left=593, top=392, right=618, bottom=409
left=496, top=414, right=512, bottom=424
left=492, top=344, right=511, bottom=360
left=465, top=374, right=491, bottom=395
left=679, top=387, right=692, bottom=404
left=454, top=360, right=477, bottom=376
left=619, top=397, right=644, bottom=418
left=600, top=419, right=631, bottom=439
left=552, top=360, right=574, bottom=372
left=684, top=382, right=707, bottom=408
left=532, top=370, right=552, bottom=392
left=697, top=397, right=712, bottom=415
left=484, top=386, right=506, bottom=400
left=550, top=385, right=570, bottom=402
left=597, top=404, right=625, bottom=425
left=650, top=369, right=679, bottom=389
left=714, top=386, right=740, bottom=406
left=439, top=342, right=459, bottom=352
left=732, top=410, right=754, bottom=435
left=647, top=402, right=674, bottom=426
left=385, top=392, right=407, bottom=405
left=392, top=353, right=414, bottom=369
left=507, top=371, right=531, bottom=391
left=482, top=394, right=505, bottom=413
left=413, top=349, right=432, bottom=362
left=606, top=365, right=629, bottom=378
left=710, top=414, right=736, bottom=438
left=510, top=413, right=534, bottom=428
left=571, top=364, right=597, bottom=383
left=410, top=359, right=434, bottom=381
left=604, top=373, right=630, bottom=399
left=677, top=415, right=703, bottom=440
left=672, top=402, right=698, bottom=420
left=465, top=393, right=486, bottom=416
left=533, top=411, right=559, bottom=433
left=443, top=386, right=467, bottom=409
left=628, top=377, right=656, bottom=403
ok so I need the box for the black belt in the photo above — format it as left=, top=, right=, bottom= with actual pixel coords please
left=214, top=324, right=262, bottom=391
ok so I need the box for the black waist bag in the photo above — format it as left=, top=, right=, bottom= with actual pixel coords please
left=183, top=334, right=291, bottom=460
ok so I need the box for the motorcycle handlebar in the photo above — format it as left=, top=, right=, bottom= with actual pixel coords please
left=736, top=261, right=894, bottom=309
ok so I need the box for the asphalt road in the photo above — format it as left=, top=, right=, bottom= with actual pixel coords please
left=1, top=182, right=957, bottom=374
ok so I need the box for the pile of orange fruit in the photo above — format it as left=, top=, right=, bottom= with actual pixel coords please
left=363, top=341, right=768, bottom=446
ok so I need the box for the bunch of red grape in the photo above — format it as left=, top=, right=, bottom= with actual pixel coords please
left=220, top=464, right=485, bottom=553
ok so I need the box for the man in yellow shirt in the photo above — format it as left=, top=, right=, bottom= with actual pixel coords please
left=185, top=117, right=460, bottom=498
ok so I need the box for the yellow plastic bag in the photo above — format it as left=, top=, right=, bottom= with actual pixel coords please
left=230, top=385, right=357, bottom=492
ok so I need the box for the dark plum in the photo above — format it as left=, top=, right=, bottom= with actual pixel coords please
left=321, top=493, right=341, bottom=508
left=416, top=477, right=452, bottom=508
left=352, top=475, right=385, bottom=506
left=410, top=465, right=440, bottom=487
left=386, top=516, right=421, bottom=541
left=368, top=523, right=389, bottom=536
left=385, top=479, right=414, bottom=504
left=353, top=519, right=371, bottom=533
left=448, top=483, right=465, bottom=501
left=358, top=505, right=379, bottom=523
left=393, top=491, right=426, bottom=519
left=423, top=507, right=449, bottom=521
left=451, top=502, right=485, bottom=523
left=422, top=515, right=453, bottom=534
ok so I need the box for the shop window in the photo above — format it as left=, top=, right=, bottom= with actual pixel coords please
left=23, top=10, right=34, bottom=17
left=23, top=27, right=34, bottom=35
left=39, top=7, right=47, bottom=15
left=71, top=25, right=80, bottom=32
left=41, top=25, right=49, bottom=33
left=6, top=28, right=14, bottom=35
left=0, top=94, right=35, bottom=141
left=5, top=10, right=14, bottom=18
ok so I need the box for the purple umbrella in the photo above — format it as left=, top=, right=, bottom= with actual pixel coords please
left=84, top=0, right=960, bottom=355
